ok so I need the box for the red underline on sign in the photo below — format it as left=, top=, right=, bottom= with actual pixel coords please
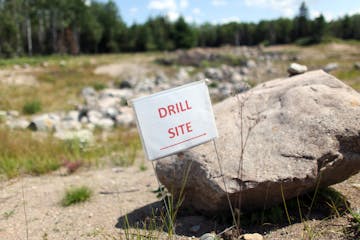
left=160, top=133, right=207, bottom=151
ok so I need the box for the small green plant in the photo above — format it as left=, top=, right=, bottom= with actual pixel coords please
left=3, top=209, right=15, bottom=219
left=139, top=163, right=147, bottom=171
left=22, top=99, right=42, bottom=114
left=61, top=186, right=92, bottom=206
left=93, top=82, right=106, bottom=91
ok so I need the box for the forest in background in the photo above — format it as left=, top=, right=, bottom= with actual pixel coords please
left=0, top=0, right=360, bottom=57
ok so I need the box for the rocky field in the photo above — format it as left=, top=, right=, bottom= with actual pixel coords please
left=0, top=42, right=360, bottom=239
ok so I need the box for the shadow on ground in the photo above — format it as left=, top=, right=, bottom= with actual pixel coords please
left=115, top=187, right=353, bottom=238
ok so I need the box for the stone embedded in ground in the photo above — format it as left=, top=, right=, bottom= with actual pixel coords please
left=6, top=118, right=30, bottom=129
left=323, top=62, right=339, bottom=72
left=242, top=233, right=264, bottom=240
left=29, top=114, right=60, bottom=131
left=287, top=62, right=308, bottom=76
left=156, top=70, right=360, bottom=214
left=354, top=62, right=360, bottom=70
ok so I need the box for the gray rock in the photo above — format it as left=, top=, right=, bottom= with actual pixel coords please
left=156, top=70, right=360, bottom=214
left=200, top=233, right=216, bottom=240
left=205, top=68, right=223, bottom=81
left=6, top=119, right=30, bottom=129
left=95, top=118, right=114, bottom=130
left=54, top=129, right=93, bottom=144
left=56, top=120, right=81, bottom=131
left=82, top=87, right=97, bottom=98
left=115, top=110, right=134, bottom=127
left=87, top=110, right=103, bottom=124
left=64, top=110, right=80, bottom=121
left=246, top=59, right=257, bottom=69
left=118, top=80, right=132, bottom=89
left=323, top=62, right=338, bottom=72
left=100, top=88, right=133, bottom=99
left=230, top=72, right=244, bottom=83
left=354, top=62, right=360, bottom=70
left=29, top=114, right=60, bottom=131
left=8, top=110, right=19, bottom=117
left=288, top=63, right=308, bottom=76
left=97, top=97, right=120, bottom=110
left=176, top=68, right=190, bottom=82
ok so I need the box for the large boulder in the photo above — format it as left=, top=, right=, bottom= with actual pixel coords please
left=156, top=70, right=360, bottom=214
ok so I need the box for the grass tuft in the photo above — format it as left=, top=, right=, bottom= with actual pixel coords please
left=22, top=100, right=42, bottom=114
left=61, top=186, right=92, bottom=206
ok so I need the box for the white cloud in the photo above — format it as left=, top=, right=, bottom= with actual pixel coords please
left=212, top=0, right=228, bottom=6
left=185, top=15, right=194, bottom=22
left=221, top=16, right=240, bottom=24
left=148, top=0, right=177, bottom=11
left=129, top=7, right=138, bottom=15
left=244, top=0, right=300, bottom=18
left=192, top=8, right=201, bottom=15
left=167, top=10, right=180, bottom=21
left=180, top=0, right=188, bottom=9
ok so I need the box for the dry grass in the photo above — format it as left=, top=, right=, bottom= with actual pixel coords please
left=0, top=127, right=141, bottom=179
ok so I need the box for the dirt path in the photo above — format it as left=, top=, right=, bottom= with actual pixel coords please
left=0, top=165, right=160, bottom=239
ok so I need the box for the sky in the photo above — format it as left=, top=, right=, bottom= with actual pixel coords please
left=109, top=0, right=360, bottom=25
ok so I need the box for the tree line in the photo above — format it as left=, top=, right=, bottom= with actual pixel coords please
left=0, top=0, right=359, bottom=57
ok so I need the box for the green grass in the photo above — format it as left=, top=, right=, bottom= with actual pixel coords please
left=61, top=186, right=92, bottom=206
left=22, top=99, right=42, bottom=114
left=0, top=127, right=141, bottom=179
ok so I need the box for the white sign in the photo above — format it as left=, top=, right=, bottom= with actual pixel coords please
left=131, top=81, right=218, bottom=161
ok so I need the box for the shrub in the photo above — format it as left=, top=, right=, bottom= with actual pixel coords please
left=61, top=186, right=92, bottom=206
left=93, top=82, right=106, bottom=91
left=22, top=100, right=42, bottom=114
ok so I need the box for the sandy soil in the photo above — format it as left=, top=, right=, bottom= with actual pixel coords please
left=1, top=162, right=359, bottom=240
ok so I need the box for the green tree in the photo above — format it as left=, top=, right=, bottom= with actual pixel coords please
left=173, top=16, right=195, bottom=49
left=311, top=14, right=326, bottom=43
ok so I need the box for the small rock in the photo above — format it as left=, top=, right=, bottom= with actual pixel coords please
left=323, top=63, right=338, bottom=72
left=118, top=80, right=132, bottom=89
left=287, top=63, right=308, bottom=76
left=354, top=62, right=360, bottom=70
left=29, top=114, right=60, bottom=131
left=95, top=118, right=114, bottom=130
left=200, top=233, right=216, bottom=240
left=205, top=68, right=223, bottom=81
left=246, top=59, right=257, bottom=68
left=6, top=119, right=30, bottom=129
left=241, top=233, right=263, bottom=240
left=100, top=88, right=133, bottom=99
left=56, top=120, right=81, bottom=131
left=65, top=110, right=80, bottom=121
left=41, top=61, right=49, bottom=68
left=8, top=110, right=19, bottom=117
left=82, top=87, right=97, bottom=98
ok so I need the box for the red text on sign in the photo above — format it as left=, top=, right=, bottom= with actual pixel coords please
left=168, top=121, right=193, bottom=138
left=158, top=100, right=192, bottom=118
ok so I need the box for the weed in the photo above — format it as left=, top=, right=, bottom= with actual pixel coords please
left=139, top=163, right=147, bottom=171
left=61, top=186, right=92, bottom=206
left=93, top=82, right=106, bottom=91
left=3, top=209, right=15, bottom=219
left=22, top=100, right=42, bottom=114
